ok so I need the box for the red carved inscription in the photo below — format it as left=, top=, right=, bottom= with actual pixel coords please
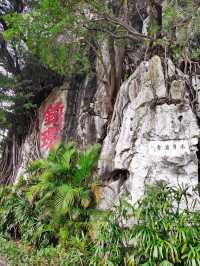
left=40, top=101, right=64, bottom=150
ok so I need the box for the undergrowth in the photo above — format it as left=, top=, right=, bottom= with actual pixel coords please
left=0, top=143, right=200, bottom=265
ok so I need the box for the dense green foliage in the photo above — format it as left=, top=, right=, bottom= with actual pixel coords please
left=0, top=149, right=200, bottom=266
left=0, top=237, right=69, bottom=266
left=3, top=0, right=109, bottom=75
left=128, top=184, right=200, bottom=265
left=3, top=0, right=200, bottom=76
left=0, top=1, right=63, bottom=159
left=0, top=143, right=101, bottom=247
left=162, top=0, right=200, bottom=62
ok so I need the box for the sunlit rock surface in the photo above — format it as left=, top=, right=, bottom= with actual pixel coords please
left=99, top=56, right=200, bottom=208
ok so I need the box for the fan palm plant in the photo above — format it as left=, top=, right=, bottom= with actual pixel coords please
left=25, top=142, right=101, bottom=246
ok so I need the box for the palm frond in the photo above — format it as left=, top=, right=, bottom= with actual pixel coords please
left=27, top=159, right=48, bottom=174
left=55, top=184, right=80, bottom=212
left=73, top=144, right=101, bottom=185
left=61, top=142, right=77, bottom=169
left=26, top=182, right=45, bottom=203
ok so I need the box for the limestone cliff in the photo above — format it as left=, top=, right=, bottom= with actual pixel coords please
left=99, top=56, right=200, bottom=208
left=15, top=55, right=200, bottom=209
left=1, top=0, right=200, bottom=209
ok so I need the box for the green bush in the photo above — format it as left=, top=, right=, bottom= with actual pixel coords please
left=126, top=182, right=200, bottom=265
left=0, top=143, right=101, bottom=249
left=0, top=235, right=78, bottom=266
left=85, top=182, right=200, bottom=266
left=0, top=146, right=200, bottom=266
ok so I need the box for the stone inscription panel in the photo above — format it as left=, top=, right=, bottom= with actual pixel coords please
left=148, top=140, right=190, bottom=157
left=40, top=100, right=64, bottom=151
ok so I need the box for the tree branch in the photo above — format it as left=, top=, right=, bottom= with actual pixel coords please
left=103, top=14, right=150, bottom=40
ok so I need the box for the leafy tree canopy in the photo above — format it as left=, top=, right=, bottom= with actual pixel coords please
left=3, top=0, right=200, bottom=78
left=2, top=0, right=145, bottom=76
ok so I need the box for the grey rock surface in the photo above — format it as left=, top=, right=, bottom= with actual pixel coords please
left=0, top=257, right=7, bottom=266
left=15, top=55, right=200, bottom=210
left=99, top=56, right=200, bottom=208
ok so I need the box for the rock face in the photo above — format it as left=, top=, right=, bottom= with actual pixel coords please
left=38, top=42, right=114, bottom=152
left=99, top=56, right=200, bottom=208
left=15, top=55, right=200, bottom=208
left=39, top=85, right=69, bottom=157
left=36, top=77, right=101, bottom=156
left=15, top=124, right=40, bottom=182
left=0, top=257, right=7, bottom=266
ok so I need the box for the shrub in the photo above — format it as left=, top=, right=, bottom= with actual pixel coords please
left=0, top=143, right=101, bottom=249
left=87, top=182, right=200, bottom=265
left=0, top=150, right=200, bottom=266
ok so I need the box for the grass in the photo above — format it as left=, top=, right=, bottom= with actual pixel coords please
left=0, top=235, right=70, bottom=266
